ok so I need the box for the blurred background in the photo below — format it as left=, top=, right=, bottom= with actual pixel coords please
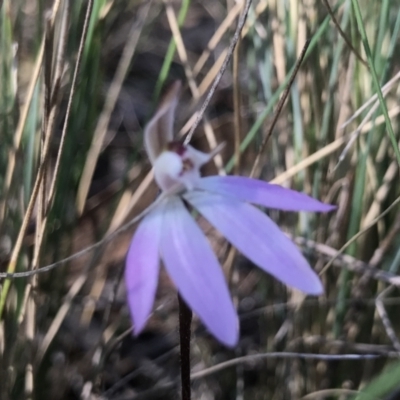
left=1, top=0, right=400, bottom=398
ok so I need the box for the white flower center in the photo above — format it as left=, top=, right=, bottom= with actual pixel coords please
left=153, top=142, right=215, bottom=193
left=154, top=151, right=185, bottom=191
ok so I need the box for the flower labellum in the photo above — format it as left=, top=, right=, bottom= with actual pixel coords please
left=125, top=82, right=336, bottom=347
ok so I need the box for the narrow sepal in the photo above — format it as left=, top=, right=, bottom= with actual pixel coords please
left=196, top=176, right=336, bottom=212
left=144, top=81, right=181, bottom=164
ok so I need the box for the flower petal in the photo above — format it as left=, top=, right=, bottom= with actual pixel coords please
left=125, top=202, right=165, bottom=334
left=144, top=81, right=181, bottom=164
left=196, top=176, right=336, bottom=212
left=159, top=197, right=238, bottom=346
left=185, top=145, right=213, bottom=168
left=185, top=191, right=323, bottom=295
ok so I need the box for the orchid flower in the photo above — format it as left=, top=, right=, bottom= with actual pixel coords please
left=125, top=82, right=335, bottom=347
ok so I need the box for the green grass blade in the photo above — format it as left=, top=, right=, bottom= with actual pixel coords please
left=351, top=0, right=400, bottom=166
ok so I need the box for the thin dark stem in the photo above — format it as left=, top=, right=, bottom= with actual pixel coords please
left=250, top=39, right=311, bottom=178
left=178, top=294, right=192, bottom=400
left=321, top=0, right=368, bottom=67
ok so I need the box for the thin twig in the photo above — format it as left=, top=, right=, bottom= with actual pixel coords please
left=232, top=15, right=242, bottom=174
left=376, top=286, right=400, bottom=353
left=164, top=1, right=224, bottom=173
left=76, top=0, right=151, bottom=214
left=183, top=0, right=252, bottom=145
left=294, top=236, right=400, bottom=287
left=0, top=0, right=94, bottom=319
left=116, top=351, right=397, bottom=399
left=321, top=0, right=367, bottom=67
left=23, top=3, right=71, bottom=392
left=250, top=39, right=311, bottom=177
left=193, top=2, right=243, bottom=77
left=190, top=352, right=391, bottom=381
left=271, top=105, right=400, bottom=184
left=0, top=0, right=62, bottom=227
left=320, top=195, right=400, bottom=277
left=340, top=70, right=400, bottom=129
left=0, top=194, right=164, bottom=279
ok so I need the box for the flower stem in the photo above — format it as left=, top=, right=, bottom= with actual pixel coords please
left=178, top=294, right=192, bottom=400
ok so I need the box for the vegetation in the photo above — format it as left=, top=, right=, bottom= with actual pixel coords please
left=1, top=0, right=400, bottom=398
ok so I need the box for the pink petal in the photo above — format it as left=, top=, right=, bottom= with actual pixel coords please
left=185, top=191, right=323, bottom=295
left=196, top=176, right=336, bottom=212
left=185, top=145, right=213, bottom=168
left=125, top=202, right=165, bottom=334
left=144, top=81, right=181, bottom=164
left=159, top=197, right=238, bottom=347
left=184, top=142, right=225, bottom=169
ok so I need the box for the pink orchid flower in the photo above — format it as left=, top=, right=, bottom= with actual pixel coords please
left=125, top=82, right=335, bottom=347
